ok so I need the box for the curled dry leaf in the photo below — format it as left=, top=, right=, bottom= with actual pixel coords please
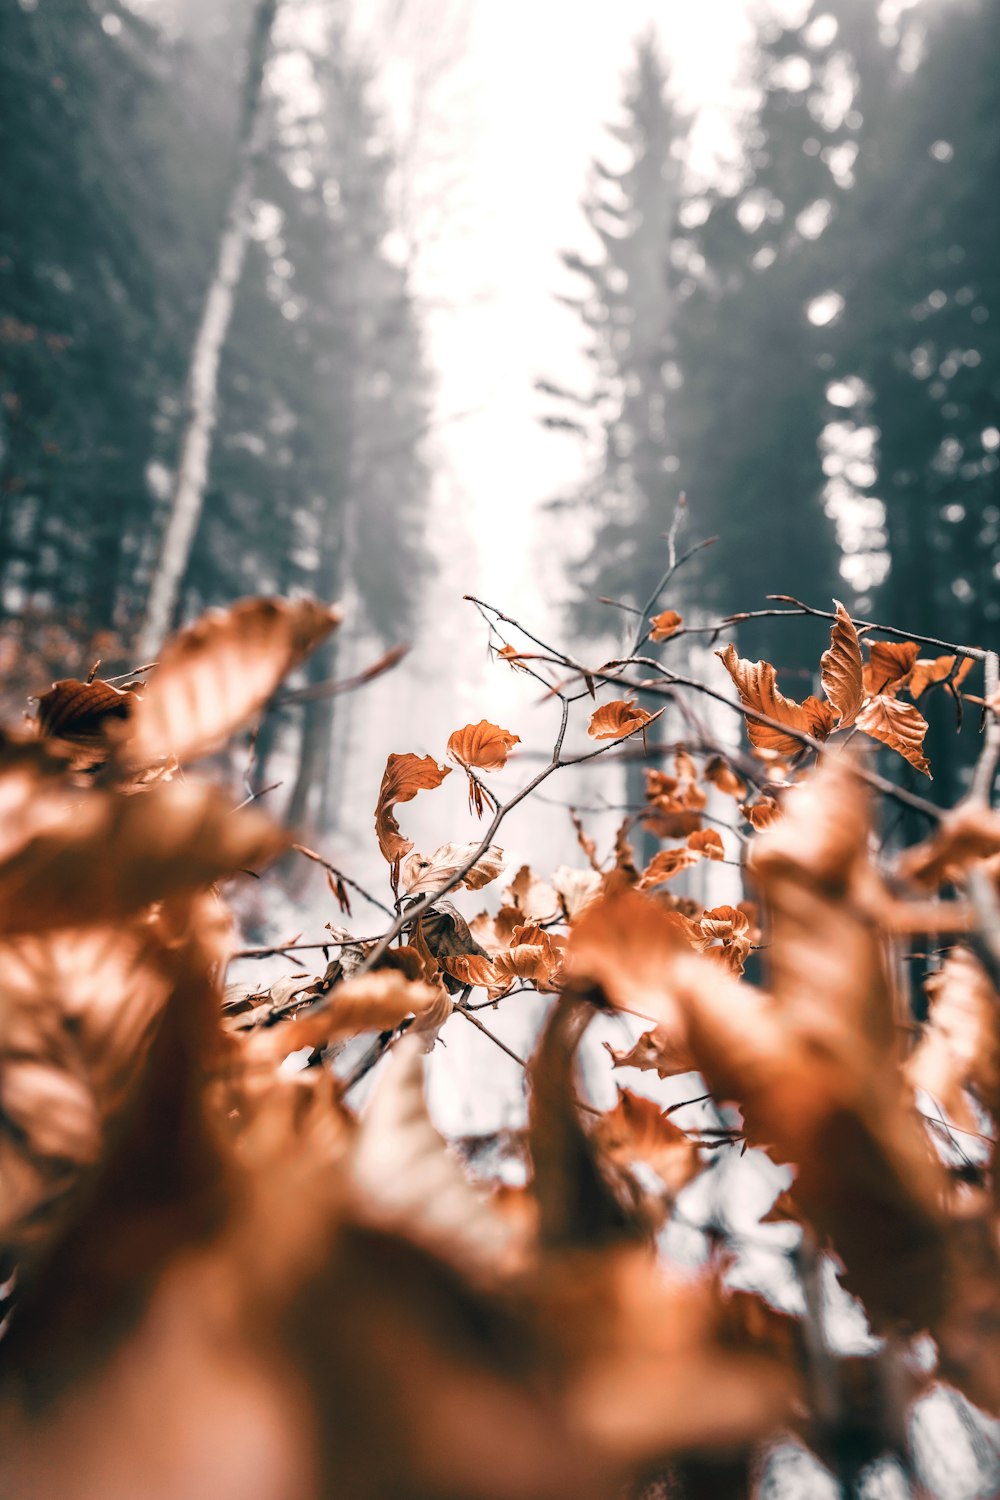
left=587, top=699, right=655, bottom=741
left=36, top=677, right=137, bottom=764
left=566, top=889, right=699, bottom=1072
left=637, top=846, right=700, bottom=890
left=680, top=758, right=949, bottom=1325
left=446, top=719, right=520, bottom=771
left=699, top=904, right=753, bottom=977
left=741, top=795, right=781, bottom=831
left=551, top=865, right=603, bottom=923
left=495, top=643, right=535, bottom=672
left=649, top=610, right=682, bottom=642
left=445, top=923, right=564, bottom=1000
left=259, top=970, right=448, bottom=1057
left=0, top=923, right=172, bottom=1251
left=544, top=1247, right=796, bottom=1470
left=374, top=751, right=450, bottom=865
left=906, top=948, right=1000, bottom=1134
left=126, top=595, right=341, bottom=766
left=703, top=754, right=747, bottom=799
left=596, top=1088, right=701, bottom=1199
left=409, top=898, right=490, bottom=983
left=0, top=780, right=287, bottom=937
left=856, top=693, right=931, bottom=776
left=400, top=841, right=505, bottom=896
left=819, top=600, right=864, bottom=728
left=909, top=653, right=974, bottom=700
left=687, top=828, right=724, bottom=860
left=496, top=923, right=565, bottom=992
left=604, top=1025, right=698, bottom=1080
left=348, top=1036, right=523, bottom=1274
left=717, top=644, right=832, bottom=758
left=863, top=639, right=920, bottom=697
left=642, top=767, right=705, bottom=838
left=897, top=801, right=1000, bottom=888
left=505, top=864, right=560, bottom=921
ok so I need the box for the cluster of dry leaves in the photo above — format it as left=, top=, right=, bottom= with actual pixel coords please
left=2, top=591, right=1000, bottom=1498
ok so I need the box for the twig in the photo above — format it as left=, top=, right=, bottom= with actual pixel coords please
left=232, top=779, right=282, bottom=811
left=469, top=596, right=943, bottom=824
left=698, top=596, right=989, bottom=663
left=455, top=1006, right=528, bottom=1068
left=968, top=649, right=1000, bottom=805
left=292, top=843, right=395, bottom=918
left=231, top=935, right=386, bottom=960
left=275, top=641, right=409, bottom=706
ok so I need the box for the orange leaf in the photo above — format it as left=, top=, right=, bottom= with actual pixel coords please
left=0, top=781, right=286, bottom=937
left=567, top=888, right=702, bottom=1045
left=908, top=654, right=974, bottom=700
left=604, top=1026, right=697, bottom=1079
left=687, top=828, right=724, bottom=861
left=897, top=802, right=1000, bottom=888
left=587, top=699, right=655, bottom=740
left=597, top=1088, right=701, bottom=1197
left=649, top=610, right=682, bottom=642
left=740, top=796, right=781, bottom=830
left=126, top=596, right=341, bottom=765
left=374, top=752, right=451, bottom=865
left=266, top=970, right=449, bottom=1053
left=819, top=600, right=864, bottom=727
left=446, top=719, right=520, bottom=771
left=703, top=755, right=747, bottom=799
left=863, top=639, right=920, bottom=697
left=906, top=948, right=1000, bottom=1133
left=496, top=644, right=533, bottom=672
left=717, top=644, right=825, bottom=758
left=36, top=678, right=136, bottom=752
left=637, top=847, right=700, bottom=889
left=856, top=694, right=931, bottom=776
left=400, top=841, right=505, bottom=895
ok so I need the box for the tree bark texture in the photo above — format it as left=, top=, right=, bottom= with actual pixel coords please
left=137, top=0, right=279, bottom=659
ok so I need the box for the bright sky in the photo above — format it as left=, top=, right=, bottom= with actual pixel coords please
left=411, top=1, right=763, bottom=621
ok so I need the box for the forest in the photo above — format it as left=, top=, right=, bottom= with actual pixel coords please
left=1, top=0, right=1000, bottom=1496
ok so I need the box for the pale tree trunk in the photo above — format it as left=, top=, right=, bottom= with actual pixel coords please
left=137, top=0, right=280, bottom=660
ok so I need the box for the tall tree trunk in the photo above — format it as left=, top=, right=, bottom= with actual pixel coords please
left=136, top=0, right=279, bottom=659
left=284, top=631, right=341, bottom=835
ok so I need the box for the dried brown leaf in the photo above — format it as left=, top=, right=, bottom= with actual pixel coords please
left=717, top=643, right=826, bottom=758
left=596, top=1088, right=701, bottom=1198
left=374, top=752, right=451, bottom=865
left=856, top=693, right=931, bottom=776
left=863, top=640, right=921, bottom=697
left=908, top=653, right=974, bottom=700
left=587, top=700, right=654, bottom=741
left=604, top=1026, right=698, bottom=1079
left=703, top=754, right=747, bottom=799
left=687, top=828, right=724, bottom=861
left=741, top=796, right=781, bottom=831
left=819, top=600, right=864, bottom=727
left=907, top=948, right=1000, bottom=1132
left=36, top=678, right=136, bottom=762
left=400, top=841, right=505, bottom=896
left=127, top=596, right=341, bottom=765
left=446, top=720, right=520, bottom=771
left=637, top=847, right=700, bottom=890
left=267, top=971, right=449, bottom=1054
left=649, top=610, right=682, bottom=642
left=0, top=781, right=287, bottom=937
left=505, top=864, right=560, bottom=921
left=898, top=802, right=1000, bottom=888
